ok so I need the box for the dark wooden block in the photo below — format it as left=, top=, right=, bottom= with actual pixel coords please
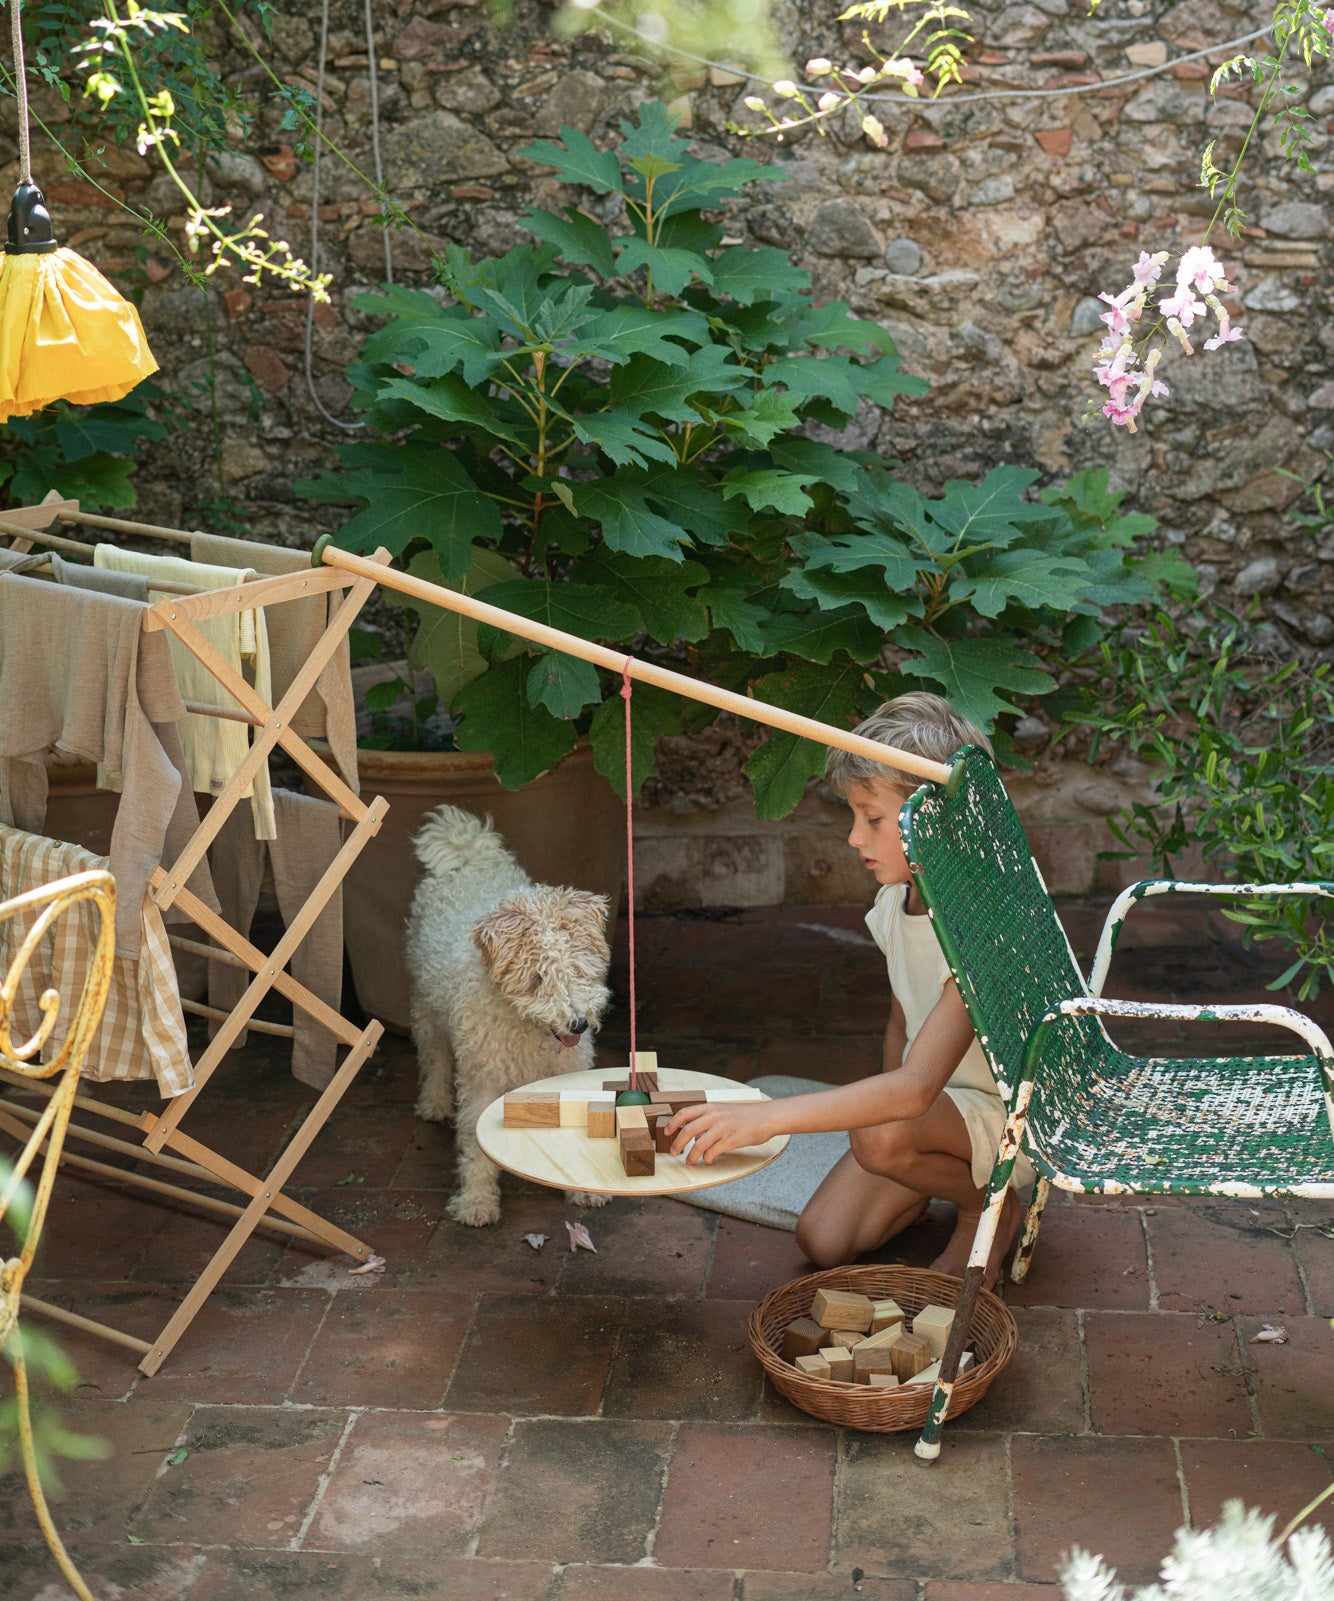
left=619, top=1127, right=655, bottom=1178
left=781, top=1317, right=827, bottom=1362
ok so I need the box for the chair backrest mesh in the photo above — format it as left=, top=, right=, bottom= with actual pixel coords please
left=901, top=747, right=1090, bottom=1101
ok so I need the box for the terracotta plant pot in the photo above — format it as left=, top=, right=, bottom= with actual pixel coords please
left=344, top=743, right=626, bottom=1032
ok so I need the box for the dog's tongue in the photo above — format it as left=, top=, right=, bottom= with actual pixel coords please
left=558, top=1033, right=580, bottom=1048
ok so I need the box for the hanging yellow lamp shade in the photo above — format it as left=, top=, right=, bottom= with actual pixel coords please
left=0, top=181, right=159, bottom=424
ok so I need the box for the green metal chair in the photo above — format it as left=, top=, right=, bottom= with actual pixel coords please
left=900, top=747, right=1334, bottom=1462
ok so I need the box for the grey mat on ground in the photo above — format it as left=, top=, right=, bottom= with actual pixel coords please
left=671, top=1075, right=848, bottom=1231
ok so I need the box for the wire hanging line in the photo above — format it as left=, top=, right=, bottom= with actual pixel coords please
left=583, top=6, right=1273, bottom=108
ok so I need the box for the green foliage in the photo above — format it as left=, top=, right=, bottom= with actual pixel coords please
left=0, top=384, right=165, bottom=510
left=300, top=104, right=1180, bottom=811
left=1069, top=607, right=1334, bottom=1001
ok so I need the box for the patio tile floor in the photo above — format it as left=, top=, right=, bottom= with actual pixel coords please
left=3, top=902, right=1332, bottom=1600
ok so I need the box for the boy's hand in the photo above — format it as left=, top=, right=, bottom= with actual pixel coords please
left=666, top=1101, right=775, bottom=1165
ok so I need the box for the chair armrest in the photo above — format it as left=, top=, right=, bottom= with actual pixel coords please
left=1027, top=995, right=1334, bottom=1071
left=1090, top=880, right=1334, bottom=997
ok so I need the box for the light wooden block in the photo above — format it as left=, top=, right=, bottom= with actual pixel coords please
left=781, top=1317, right=827, bottom=1362
left=827, top=1329, right=863, bottom=1351
left=853, top=1323, right=906, bottom=1353
left=870, top=1298, right=906, bottom=1334
left=586, top=1096, right=615, bottom=1138
left=868, top=1372, right=901, bottom=1389
left=704, top=1086, right=764, bottom=1101
left=810, top=1288, right=874, bottom=1333
left=617, top=1104, right=649, bottom=1135
left=559, top=1092, right=588, bottom=1128
left=889, top=1331, right=934, bottom=1381
left=852, top=1345, right=899, bottom=1383
left=503, top=1092, right=561, bottom=1128
left=913, top=1304, right=956, bottom=1359
left=906, top=1351, right=974, bottom=1385
left=794, top=1352, right=832, bottom=1380
left=820, top=1346, right=854, bottom=1383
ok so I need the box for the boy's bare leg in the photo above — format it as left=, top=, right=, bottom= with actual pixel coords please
left=796, top=1149, right=931, bottom=1269
left=849, top=1098, right=1019, bottom=1288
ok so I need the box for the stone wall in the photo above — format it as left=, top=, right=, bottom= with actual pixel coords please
left=6, top=0, right=1330, bottom=900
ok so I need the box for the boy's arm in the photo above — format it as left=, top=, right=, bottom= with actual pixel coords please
left=668, top=980, right=977, bottom=1165
left=882, top=995, right=907, bottom=1074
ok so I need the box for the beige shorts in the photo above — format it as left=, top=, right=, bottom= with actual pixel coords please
left=943, top=1086, right=1036, bottom=1192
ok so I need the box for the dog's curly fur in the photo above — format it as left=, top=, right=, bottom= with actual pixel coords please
left=406, top=804, right=612, bottom=1226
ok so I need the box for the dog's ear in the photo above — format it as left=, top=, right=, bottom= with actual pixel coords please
left=472, top=900, right=531, bottom=969
left=566, top=891, right=610, bottom=931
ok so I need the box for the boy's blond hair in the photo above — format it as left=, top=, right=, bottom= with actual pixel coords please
left=824, top=691, right=993, bottom=796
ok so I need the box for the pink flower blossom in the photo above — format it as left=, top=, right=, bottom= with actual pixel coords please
left=1158, top=288, right=1206, bottom=327
left=1176, top=245, right=1229, bottom=296
left=1204, top=323, right=1243, bottom=351
left=1131, top=250, right=1169, bottom=285
left=880, top=58, right=926, bottom=86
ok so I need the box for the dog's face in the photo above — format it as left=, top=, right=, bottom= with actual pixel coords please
left=472, top=886, right=611, bottom=1047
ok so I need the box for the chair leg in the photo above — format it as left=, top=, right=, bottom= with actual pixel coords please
left=1010, top=1176, right=1051, bottom=1285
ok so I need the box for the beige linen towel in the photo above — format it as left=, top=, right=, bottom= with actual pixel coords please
left=94, top=546, right=277, bottom=840
left=0, top=826, right=192, bottom=1096
left=190, top=532, right=359, bottom=797
left=0, top=575, right=212, bottom=958
left=206, top=788, right=344, bottom=1089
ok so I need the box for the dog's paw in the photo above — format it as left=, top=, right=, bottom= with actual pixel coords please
left=415, top=1099, right=452, bottom=1124
left=447, top=1193, right=501, bottom=1227
left=565, top=1189, right=610, bottom=1210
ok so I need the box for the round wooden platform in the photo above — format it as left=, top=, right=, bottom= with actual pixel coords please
left=476, top=1068, right=790, bottom=1197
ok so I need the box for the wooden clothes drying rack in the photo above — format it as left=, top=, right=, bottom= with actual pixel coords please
left=0, top=496, right=391, bottom=1375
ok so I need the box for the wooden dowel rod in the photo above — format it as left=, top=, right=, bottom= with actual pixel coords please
left=57, top=510, right=196, bottom=544
left=167, top=934, right=249, bottom=970
left=0, top=518, right=96, bottom=555
left=179, top=998, right=296, bottom=1039
left=20, top=1294, right=153, bottom=1355
left=182, top=699, right=258, bottom=724
left=317, top=545, right=953, bottom=786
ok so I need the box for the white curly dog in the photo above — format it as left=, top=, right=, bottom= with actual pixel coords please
left=406, top=803, right=613, bottom=1226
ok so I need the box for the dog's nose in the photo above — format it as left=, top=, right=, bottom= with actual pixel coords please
left=569, top=1018, right=589, bottom=1036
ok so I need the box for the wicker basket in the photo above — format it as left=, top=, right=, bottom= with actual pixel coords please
left=748, top=1265, right=1018, bottom=1433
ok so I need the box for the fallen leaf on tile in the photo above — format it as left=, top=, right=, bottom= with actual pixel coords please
left=1249, top=1324, right=1288, bottom=1344
left=348, top=1253, right=386, bottom=1275
left=566, top=1220, right=597, bottom=1253
left=524, top=1233, right=547, bottom=1250
left=167, top=1447, right=189, bottom=1467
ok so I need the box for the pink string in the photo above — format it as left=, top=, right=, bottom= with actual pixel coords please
left=622, top=660, right=637, bottom=1090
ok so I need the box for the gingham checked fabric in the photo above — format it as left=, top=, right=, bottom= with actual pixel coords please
left=0, top=826, right=192, bottom=1096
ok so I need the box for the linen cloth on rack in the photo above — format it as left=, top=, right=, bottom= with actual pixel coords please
left=190, top=531, right=359, bottom=797
left=206, top=788, right=344, bottom=1090
left=0, top=546, right=149, bottom=600
left=0, top=826, right=192, bottom=1096
left=0, top=575, right=212, bottom=958
left=94, top=546, right=277, bottom=840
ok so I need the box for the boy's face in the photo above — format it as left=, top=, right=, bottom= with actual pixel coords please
left=845, top=779, right=912, bottom=887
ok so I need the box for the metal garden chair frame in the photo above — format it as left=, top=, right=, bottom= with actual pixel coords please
left=905, top=747, right=1334, bottom=1461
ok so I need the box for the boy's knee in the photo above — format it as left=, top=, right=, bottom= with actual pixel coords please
left=795, top=1215, right=855, bottom=1270
left=850, top=1121, right=909, bottom=1173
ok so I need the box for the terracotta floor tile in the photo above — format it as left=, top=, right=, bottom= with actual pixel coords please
left=1012, top=1435, right=1183, bottom=1586
left=656, top=1422, right=835, bottom=1573
left=834, top=1430, right=1012, bottom=1582
left=276, top=1187, right=446, bottom=1290
left=138, top=1287, right=330, bottom=1404
left=187, top=1549, right=376, bottom=1600
left=554, top=1200, right=715, bottom=1299
left=445, top=1293, right=623, bottom=1415
left=1147, top=1201, right=1306, bottom=1316
left=413, top=1189, right=578, bottom=1294
left=0, top=1397, right=191, bottom=1545
left=1284, top=1199, right=1334, bottom=1316
left=291, top=1287, right=473, bottom=1408
left=340, top=1032, right=420, bottom=1106
left=19, top=1282, right=181, bottom=1401
left=557, top=1566, right=737, bottom=1601
left=32, top=1176, right=172, bottom=1281
left=603, top=1297, right=761, bottom=1421
left=475, top=1417, right=673, bottom=1563
left=388, top=1119, right=454, bottom=1190
left=125, top=1206, right=289, bottom=1288
left=285, top=1101, right=420, bottom=1190
left=1245, top=1314, right=1334, bottom=1439
left=743, top=1573, right=916, bottom=1600
left=1005, top=1202, right=1149, bottom=1309
left=131, top=1405, right=347, bottom=1548
left=305, top=1410, right=510, bottom=1556
left=0, top=1540, right=203, bottom=1600
left=705, top=1216, right=813, bottom=1302
left=373, top=1555, right=555, bottom=1599
left=923, top=1586, right=1059, bottom=1599
left=1083, top=1311, right=1252, bottom=1437
left=967, top=1307, right=1086, bottom=1434
left=1180, top=1437, right=1334, bottom=1540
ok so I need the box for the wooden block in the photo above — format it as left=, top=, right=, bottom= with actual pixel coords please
left=852, top=1345, right=899, bottom=1383
left=870, top=1298, right=906, bottom=1334
left=651, top=1091, right=705, bottom=1109
left=619, top=1127, right=654, bottom=1177
left=603, top=1073, right=659, bottom=1095
left=912, top=1304, right=956, bottom=1359
left=810, top=1288, right=874, bottom=1333
left=820, top=1346, right=854, bottom=1383
left=827, top=1329, right=863, bottom=1351
left=780, top=1317, right=827, bottom=1362
left=647, top=1111, right=674, bottom=1154
left=852, top=1323, right=905, bottom=1353
left=703, top=1086, right=764, bottom=1101
left=586, top=1096, right=615, bottom=1139
left=868, top=1372, right=901, bottom=1389
left=617, top=1104, right=649, bottom=1135
left=559, top=1092, right=588, bottom=1128
left=905, top=1359, right=941, bottom=1387
left=503, top=1092, right=561, bottom=1128
left=794, top=1352, right=832, bottom=1380
left=889, top=1331, right=934, bottom=1381
left=632, top=1051, right=658, bottom=1078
